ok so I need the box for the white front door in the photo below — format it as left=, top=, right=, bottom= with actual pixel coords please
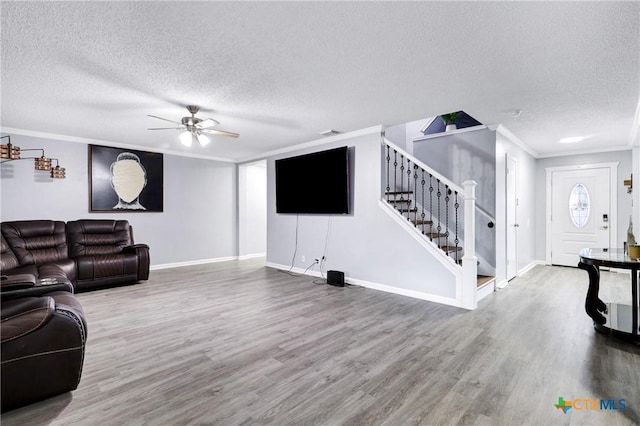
left=550, top=168, right=611, bottom=267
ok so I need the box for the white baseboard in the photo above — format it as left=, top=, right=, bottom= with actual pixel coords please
left=496, top=279, right=509, bottom=289
left=266, top=262, right=461, bottom=308
left=265, top=262, right=324, bottom=277
left=150, top=256, right=238, bottom=271
left=347, top=277, right=461, bottom=308
left=518, top=260, right=544, bottom=276
left=238, top=253, right=266, bottom=260
left=476, top=279, right=495, bottom=302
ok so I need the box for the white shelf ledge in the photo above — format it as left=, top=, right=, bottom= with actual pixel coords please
left=413, top=125, right=489, bottom=143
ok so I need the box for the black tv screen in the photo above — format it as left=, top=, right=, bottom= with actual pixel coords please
left=275, top=146, right=349, bottom=214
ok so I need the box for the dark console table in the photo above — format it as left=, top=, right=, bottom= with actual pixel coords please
left=578, top=248, right=639, bottom=344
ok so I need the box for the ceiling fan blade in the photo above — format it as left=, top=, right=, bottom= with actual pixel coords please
left=147, top=114, right=181, bottom=125
left=195, top=118, right=220, bottom=129
left=202, top=129, right=239, bottom=138
left=148, top=127, right=185, bottom=130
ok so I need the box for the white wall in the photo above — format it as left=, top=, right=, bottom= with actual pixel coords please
left=238, top=160, right=267, bottom=258
left=413, top=128, right=496, bottom=215
left=495, top=131, right=537, bottom=285
left=384, top=123, right=406, bottom=150
left=266, top=129, right=458, bottom=300
left=385, top=118, right=429, bottom=155
left=0, top=134, right=237, bottom=266
left=412, top=128, right=497, bottom=269
left=534, top=150, right=632, bottom=261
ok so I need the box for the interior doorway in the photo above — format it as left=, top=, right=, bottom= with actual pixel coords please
left=238, top=160, right=267, bottom=259
left=506, top=155, right=518, bottom=281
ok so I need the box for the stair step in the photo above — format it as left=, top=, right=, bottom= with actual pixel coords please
left=440, top=245, right=462, bottom=253
left=410, top=219, right=433, bottom=225
left=477, top=275, right=495, bottom=288
left=425, top=232, right=447, bottom=239
left=457, top=259, right=481, bottom=266
left=386, top=191, right=413, bottom=195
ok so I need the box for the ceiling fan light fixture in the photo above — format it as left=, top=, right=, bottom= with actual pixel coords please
left=149, top=105, right=239, bottom=147
left=197, top=133, right=210, bottom=147
left=180, top=131, right=193, bottom=147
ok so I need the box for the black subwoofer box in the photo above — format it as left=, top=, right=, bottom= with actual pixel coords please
left=327, top=270, right=345, bottom=287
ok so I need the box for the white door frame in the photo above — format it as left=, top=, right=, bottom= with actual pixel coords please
left=238, top=159, right=267, bottom=260
left=506, top=155, right=518, bottom=280
left=545, top=162, right=619, bottom=265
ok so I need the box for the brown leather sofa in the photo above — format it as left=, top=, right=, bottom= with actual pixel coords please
left=1, top=275, right=87, bottom=412
left=1, top=219, right=150, bottom=291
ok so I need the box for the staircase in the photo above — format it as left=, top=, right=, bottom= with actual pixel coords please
left=384, top=189, right=493, bottom=290
left=385, top=190, right=463, bottom=261
left=381, top=137, right=495, bottom=307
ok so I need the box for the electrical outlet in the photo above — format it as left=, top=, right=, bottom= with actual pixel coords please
left=301, top=255, right=305, bottom=262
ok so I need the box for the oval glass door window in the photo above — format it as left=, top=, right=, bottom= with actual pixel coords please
left=569, top=183, right=590, bottom=228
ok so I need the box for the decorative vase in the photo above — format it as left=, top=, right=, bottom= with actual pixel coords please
left=445, top=124, right=457, bottom=132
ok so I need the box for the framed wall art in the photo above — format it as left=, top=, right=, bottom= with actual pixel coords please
left=89, top=145, right=163, bottom=212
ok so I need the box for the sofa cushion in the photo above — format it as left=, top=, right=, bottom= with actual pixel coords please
left=1, top=235, right=20, bottom=272
left=1, top=221, right=68, bottom=266
left=37, top=261, right=76, bottom=283
left=67, top=220, right=132, bottom=257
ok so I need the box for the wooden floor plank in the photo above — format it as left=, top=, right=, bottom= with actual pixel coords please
left=2, top=259, right=640, bottom=425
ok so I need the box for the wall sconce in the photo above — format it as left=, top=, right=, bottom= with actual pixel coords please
left=0, top=135, right=66, bottom=179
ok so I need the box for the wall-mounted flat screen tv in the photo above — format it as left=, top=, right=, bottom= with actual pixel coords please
left=275, top=146, right=349, bottom=214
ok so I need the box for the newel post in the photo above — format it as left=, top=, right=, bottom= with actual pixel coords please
left=462, top=180, right=478, bottom=310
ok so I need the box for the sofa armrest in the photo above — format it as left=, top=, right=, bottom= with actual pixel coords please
left=1, top=296, right=55, bottom=343
left=123, top=244, right=150, bottom=281
left=1, top=282, right=74, bottom=302
left=1, top=291, right=87, bottom=412
left=1, top=274, right=36, bottom=291
left=122, top=244, right=149, bottom=253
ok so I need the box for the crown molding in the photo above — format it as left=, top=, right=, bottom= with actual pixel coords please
left=237, top=125, right=384, bottom=163
left=0, top=127, right=236, bottom=163
left=496, top=124, right=539, bottom=158
left=536, top=145, right=631, bottom=159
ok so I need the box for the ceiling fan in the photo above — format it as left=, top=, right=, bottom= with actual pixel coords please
left=147, top=105, right=239, bottom=147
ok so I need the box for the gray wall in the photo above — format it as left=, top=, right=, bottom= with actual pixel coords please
left=495, top=131, right=537, bottom=284
left=535, top=150, right=632, bottom=261
left=266, top=131, right=457, bottom=299
left=413, top=128, right=496, bottom=216
left=0, top=134, right=237, bottom=266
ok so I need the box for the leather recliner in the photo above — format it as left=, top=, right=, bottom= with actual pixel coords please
left=1, top=282, right=87, bottom=412
left=1, top=221, right=76, bottom=282
left=66, top=219, right=150, bottom=290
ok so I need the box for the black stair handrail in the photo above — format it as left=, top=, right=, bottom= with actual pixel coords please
left=383, top=139, right=465, bottom=263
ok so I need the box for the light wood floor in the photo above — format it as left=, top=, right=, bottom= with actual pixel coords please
left=2, top=260, right=640, bottom=425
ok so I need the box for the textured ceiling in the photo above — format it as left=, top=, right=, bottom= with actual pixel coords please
left=1, top=1, right=639, bottom=161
